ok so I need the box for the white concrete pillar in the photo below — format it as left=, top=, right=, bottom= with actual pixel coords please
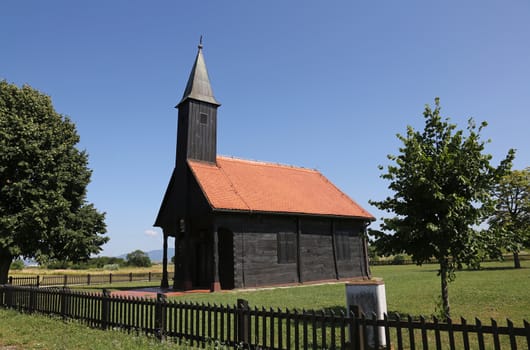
left=345, top=279, right=387, bottom=348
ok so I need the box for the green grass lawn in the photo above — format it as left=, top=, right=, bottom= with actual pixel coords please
left=157, top=260, right=529, bottom=324
left=68, top=260, right=529, bottom=323
left=0, top=308, right=201, bottom=350
left=3, top=260, right=528, bottom=349
left=374, top=260, right=530, bottom=322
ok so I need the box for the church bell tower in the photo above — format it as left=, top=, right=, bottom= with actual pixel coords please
left=175, top=39, right=220, bottom=165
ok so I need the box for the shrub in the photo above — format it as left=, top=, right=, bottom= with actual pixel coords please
left=46, top=261, right=70, bottom=269
left=10, top=259, right=25, bottom=270
left=103, top=264, right=120, bottom=271
left=70, top=262, right=90, bottom=270
left=392, top=254, right=407, bottom=265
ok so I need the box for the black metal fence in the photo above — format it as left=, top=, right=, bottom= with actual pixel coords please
left=1, top=285, right=529, bottom=349
left=7, top=272, right=163, bottom=287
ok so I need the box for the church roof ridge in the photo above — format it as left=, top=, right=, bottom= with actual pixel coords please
left=216, top=155, right=319, bottom=173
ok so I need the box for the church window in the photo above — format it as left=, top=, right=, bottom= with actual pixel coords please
left=200, top=112, right=208, bottom=124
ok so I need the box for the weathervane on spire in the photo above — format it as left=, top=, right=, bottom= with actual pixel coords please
left=198, top=35, right=203, bottom=49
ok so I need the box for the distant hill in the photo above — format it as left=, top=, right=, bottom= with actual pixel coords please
left=118, top=248, right=175, bottom=263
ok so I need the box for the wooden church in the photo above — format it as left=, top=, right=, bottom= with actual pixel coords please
left=155, top=42, right=375, bottom=291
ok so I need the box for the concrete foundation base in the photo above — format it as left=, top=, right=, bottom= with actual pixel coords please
left=345, top=279, right=388, bottom=348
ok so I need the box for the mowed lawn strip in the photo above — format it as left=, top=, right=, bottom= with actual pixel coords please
left=10, top=260, right=530, bottom=323
left=163, top=260, right=529, bottom=324
left=0, top=308, right=193, bottom=350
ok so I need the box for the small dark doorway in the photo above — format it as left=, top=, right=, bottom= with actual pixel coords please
left=218, top=228, right=234, bottom=289
left=194, top=230, right=209, bottom=288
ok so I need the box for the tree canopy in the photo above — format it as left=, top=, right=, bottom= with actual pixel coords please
left=488, top=168, right=530, bottom=268
left=0, top=81, right=108, bottom=283
left=126, top=250, right=152, bottom=267
left=370, top=98, right=514, bottom=319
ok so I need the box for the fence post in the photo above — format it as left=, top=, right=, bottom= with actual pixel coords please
left=8, top=276, right=12, bottom=284
left=129, top=272, right=133, bottom=282
left=348, top=305, right=364, bottom=350
left=148, top=272, right=151, bottom=282
left=36, top=275, right=40, bottom=287
left=63, top=275, right=68, bottom=287
left=29, top=287, right=36, bottom=313
left=101, top=289, right=111, bottom=330
left=61, top=287, right=68, bottom=320
left=87, top=274, right=91, bottom=286
left=155, top=293, right=167, bottom=340
left=237, top=298, right=250, bottom=346
left=5, top=285, right=13, bottom=307
left=109, top=273, right=112, bottom=284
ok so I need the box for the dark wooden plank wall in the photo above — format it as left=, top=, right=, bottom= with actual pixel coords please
left=180, top=100, right=217, bottom=163
left=219, top=214, right=298, bottom=288
left=300, top=218, right=336, bottom=282
left=335, top=220, right=365, bottom=278
left=217, top=213, right=368, bottom=289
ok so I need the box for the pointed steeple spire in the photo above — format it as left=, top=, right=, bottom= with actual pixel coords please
left=177, top=37, right=220, bottom=107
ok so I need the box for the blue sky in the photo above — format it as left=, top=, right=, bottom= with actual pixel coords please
left=2, top=1, right=529, bottom=257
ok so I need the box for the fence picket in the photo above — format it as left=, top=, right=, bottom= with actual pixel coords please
left=447, top=316, right=455, bottom=350
left=461, top=317, right=470, bottom=350
left=476, top=317, right=485, bottom=350
left=373, top=312, right=380, bottom=350
left=524, top=320, right=530, bottom=349
left=491, top=318, right=501, bottom=350
left=383, top=313, right=390, bottom=350
left=396, top=314, right=404, bottom=350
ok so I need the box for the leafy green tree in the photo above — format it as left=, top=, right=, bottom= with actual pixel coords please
left=126, top=250, right=151, bottom=267
left=370, top=98, right=514, bottom=319
left=0, top=81, right=108, bottom=284
left=488, top=168, right=530, bottom=268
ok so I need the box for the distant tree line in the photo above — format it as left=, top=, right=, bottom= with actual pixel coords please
left=9, top=250, right=153, bottom=271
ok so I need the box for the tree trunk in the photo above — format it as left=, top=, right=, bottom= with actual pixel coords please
left=513, top=251, right=521, bottom=269
left=440, top=263, right=450, bottom=320
left=0, top=247, right=13, bottom=285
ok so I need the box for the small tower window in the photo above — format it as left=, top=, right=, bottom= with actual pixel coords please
left=200, top=113, right=208, bottom=124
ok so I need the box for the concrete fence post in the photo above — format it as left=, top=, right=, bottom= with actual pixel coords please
left=345, top=280, right=388, bottom=349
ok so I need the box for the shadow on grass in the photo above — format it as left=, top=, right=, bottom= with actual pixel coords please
left=317, top=305, right=424, bottom=321
left=459, top=265, right=528, bottom=272
left=72, top=283, right=161, bottom=292
left=415, top=265, right=528, bottom=273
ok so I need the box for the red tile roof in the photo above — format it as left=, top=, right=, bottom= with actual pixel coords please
left=188, top=156, right=374, bottom=219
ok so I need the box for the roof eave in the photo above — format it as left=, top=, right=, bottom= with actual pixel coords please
left=211, top=207, right=375, bottom=221
left=176, top=96, right=221, bottom=109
